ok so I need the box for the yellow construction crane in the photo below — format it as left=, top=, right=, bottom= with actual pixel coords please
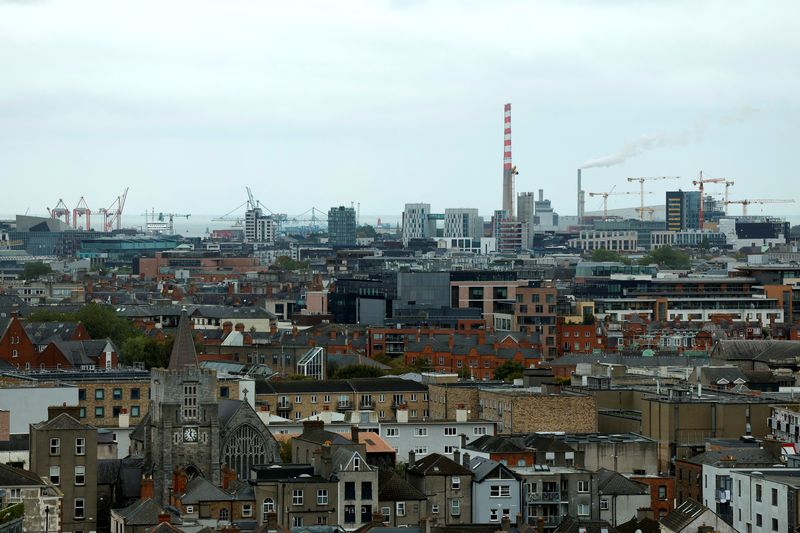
left=588, top=191, right=645, bottom=220
left=627, top=176, right=680, bottom=220
left=725, top=199, right=795, bottom=216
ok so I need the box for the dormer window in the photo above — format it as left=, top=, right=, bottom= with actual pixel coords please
left=353, top=456, right=360, bottom=471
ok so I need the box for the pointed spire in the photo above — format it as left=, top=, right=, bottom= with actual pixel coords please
left=168, top=307, right=199, bottom=370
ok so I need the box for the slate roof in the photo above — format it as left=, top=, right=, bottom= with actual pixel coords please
left=180, top=476, right=231, bottom=504
left=554, top=517, right=618, bottom=533
left=616, top=516, right=660, bottom=533
left=115, top=498, right=177, bottom=526
left=466, top=435, right=529, bottom=454
left=260, top=377, right=426, bottom=394
left=407, top=453, right=472, bottom=477
left=660, top=500, right=710, bottom=532
left=52, top=339, right=114, bottom=366
left=168, top=308, right=199, bottom=370
left=0, top=462, right=45, bottom=486
left=24, top=321, right=83, bottom=344
left=713, top=340, right=800, bottom=363
left=701, top=366, right=748, bottom=385
left=31, top=412, right=94, bottom=431
left=682, top=449, right=781, bottom=468
left=596, top=468, right=649, bottom=495
left=378, top=470, right=426, bottom=502
left=469, top=456, right=519, bottom=483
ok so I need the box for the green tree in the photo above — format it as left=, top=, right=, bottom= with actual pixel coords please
left=356, top=225, right=377, bottom=239
left=331, top=364, right=386, bottom=379
left=590, top=249, right=630, bottom=264
left=120, top=335, right=174, bottom=369
left=638, top=246, right=691, bottom=269
left=21, top=261, right=52, bottom=280
left=493, top=361, right=524, bottom=382
left=274, top=256, right=310, bottom=271
left=29, top=303, right=141, bottom=356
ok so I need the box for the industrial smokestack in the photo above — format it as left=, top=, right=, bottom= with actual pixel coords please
left=538, top=189, right=544, bottom=202
left=502, top=104, right=515, bottom=218
left=577, top=169, right=582, bottom=224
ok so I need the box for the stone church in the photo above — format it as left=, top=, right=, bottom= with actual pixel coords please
left=131, top=308, right=280, bottom=504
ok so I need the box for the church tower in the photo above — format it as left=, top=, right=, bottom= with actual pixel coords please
left=145, top=308, right=221, bottom=505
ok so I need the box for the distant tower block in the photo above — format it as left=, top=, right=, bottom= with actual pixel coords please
left=502, top=103, right=516, bottom=218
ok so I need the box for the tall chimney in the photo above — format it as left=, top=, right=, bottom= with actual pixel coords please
left=577, top=168, right=582, bottom=224
left=502, top=103, right=515, bottom=218
left=538, top=189, right=544, bottom=202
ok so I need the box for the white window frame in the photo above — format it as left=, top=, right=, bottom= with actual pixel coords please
left=317, top=489, right=329, bottom=505
left=385, top=428, right=399, bottom=437
left=50, top=438, right=60, bottom=456
left=49, top=466, right=60, bottom=485
left=451, top=499, right=460, bottom=516
left=292, top=489, right=303, bottom=506
left=452, top=476, right=461, bottom=490
left=414, top=427, right=428, bottom=437
left=444, top=427, right=457, bottom=436
left=74, top=497, right=85, bottom=519
left=242, top=504, right=252, bottom=517
left=75, top=438, right=85, bottom=456
left=396, top=501, right=406, bottom=517
left=578, top=480, right=590, bottom=493
left=75, top=465, right=86, bottom=486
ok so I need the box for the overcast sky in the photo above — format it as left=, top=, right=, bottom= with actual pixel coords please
left=1, top=0, right=798, bottom=224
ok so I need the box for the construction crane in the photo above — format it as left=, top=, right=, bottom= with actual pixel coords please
left=636, top=207, right=656, bottom=221
left=48, top=199, right=71, bottom=225
left=692, top=171, right=726, bottom=229
left=588, top=191, right=644, bottom=220
left=72, top=197, right=91, bottom=231
left=723, top=180, right=735, bottom=214
left=98, top=187, right=129, bottom=232
left=627, top=176, right=680, bottom=221
left=725, top=199, right=795, bottom=216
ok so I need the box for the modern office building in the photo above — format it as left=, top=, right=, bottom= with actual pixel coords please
left=327, top=206, right=357, bottom=247
left=666, top=191, right=701, bottom=232
left=402, top=203, right=435, bottom=245
left=444, top=208, right=483, bottom=240
left=245, top=208, right=279, bottom=244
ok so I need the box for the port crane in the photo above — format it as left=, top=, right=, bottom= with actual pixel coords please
left=73, top=197, right=91, bottom=231
left=627, top=176, right=680, bottom=221
left=98, top=187, right=129, bottom=232
left=724, top=199, right=795, bottom=216
left=48, top=199, right=71, bottom=225
left=588, top=190, right=644, bottom=220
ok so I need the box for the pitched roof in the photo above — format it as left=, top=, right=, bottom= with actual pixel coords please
left=407, top=453, right=472, bottom=477
left=115, top=498, right=176, bottom=526
left=180, top=477, right=231, bottom=504
left=701, top=366, right=748, bottom=385
left=596, top=469, right=649, bottom=496
left=616, top=517, right=659, bottom=533
left=0, top=462, right=45, bottom=486
left=469, top=456, right=519, bottom=483
left=378, top=470, right=426, bottom=502
left=168, top=308, right=198, bottom=370
left=682, top=449, right=781, bottom=468
left=31, top=412, right=94, bottom=431
left=660, top=500, right=710, bottom=532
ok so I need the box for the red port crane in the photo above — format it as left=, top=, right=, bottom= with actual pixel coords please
left=73, top=196, right=91, bottom=231
left=48, top=199, right=70, bottom=225
left=99, top=188, right=129, bottom=232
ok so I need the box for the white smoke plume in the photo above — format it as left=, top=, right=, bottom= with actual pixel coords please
left=579, top=106, right=758, bottom=169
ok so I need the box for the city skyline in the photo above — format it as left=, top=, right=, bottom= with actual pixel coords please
left=1, top=0, right=798, bottom=219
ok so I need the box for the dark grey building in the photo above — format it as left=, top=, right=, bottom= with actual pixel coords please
left=328, top=206, right=357, bottom=247
left=666, top=190, right=701, bottom=232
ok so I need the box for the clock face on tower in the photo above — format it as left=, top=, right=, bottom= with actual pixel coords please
left=183, top=426, right=199, bottom=443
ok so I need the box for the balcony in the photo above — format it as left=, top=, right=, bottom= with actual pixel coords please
left=359, top=400, right=374, bottom=409
left=337, top=400, right=353, bottom=411
left=527, top=492, right=565, bottom=503
left=276, top=402, right=293, bottom=412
